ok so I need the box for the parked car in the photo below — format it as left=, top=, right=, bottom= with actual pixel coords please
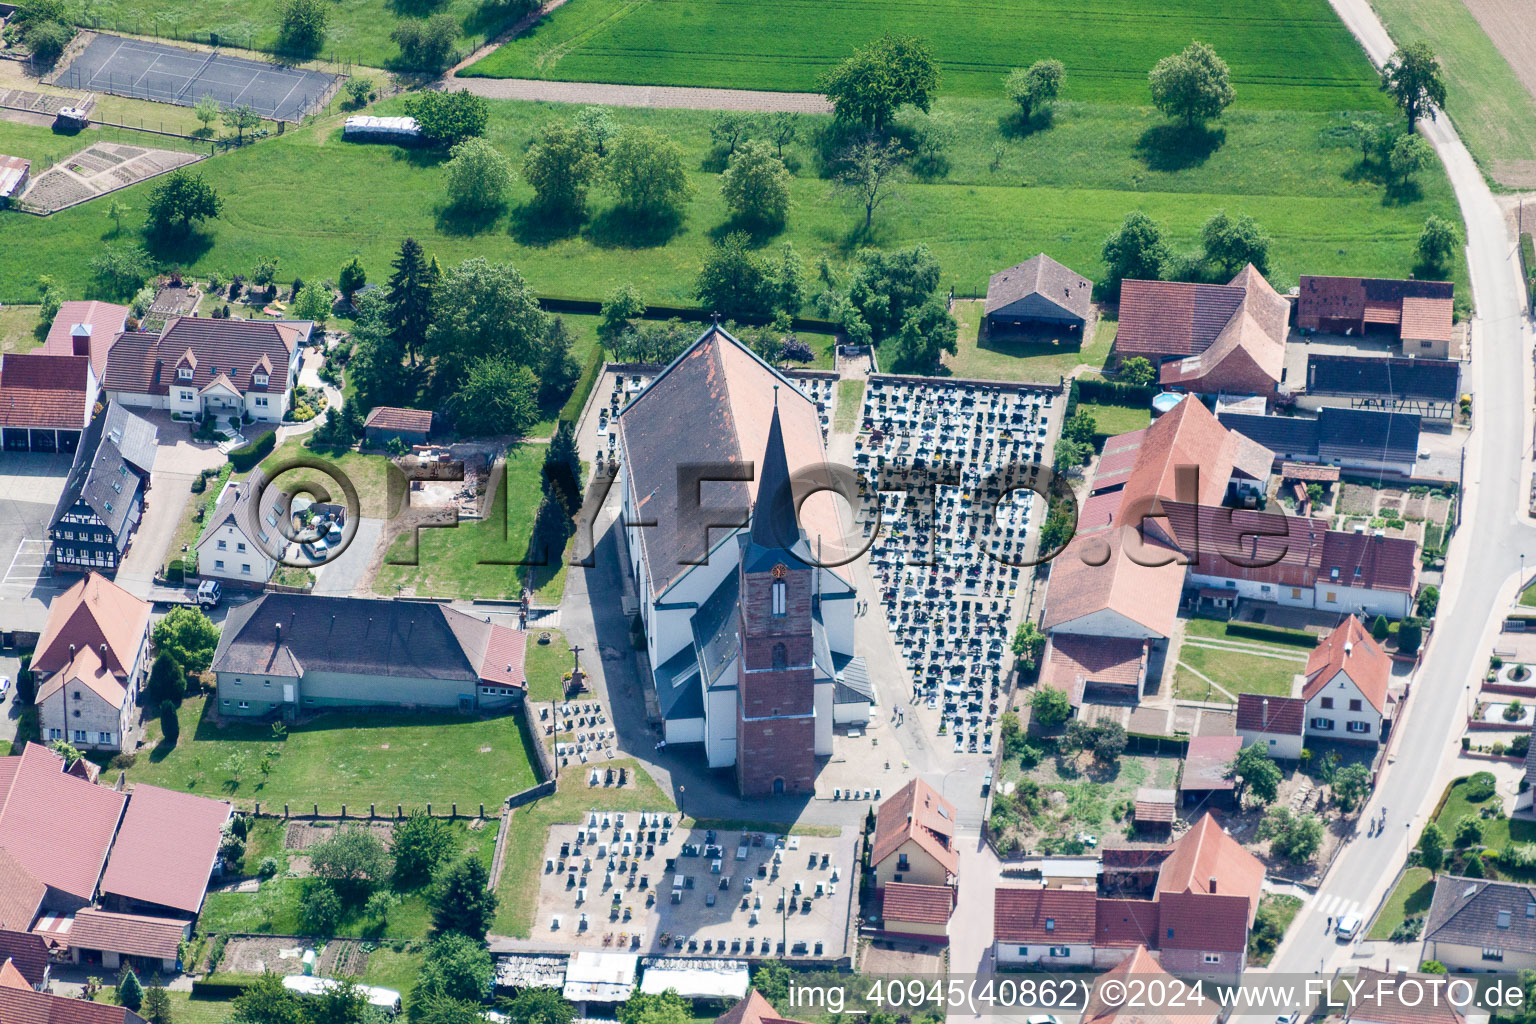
left=1336, top=914, right=1361, bottom=941
left=0, top=676, right=9, bottom=702
left=982, top=771, right=993, bottom=795
left=196, top=579, right=222, bottom=607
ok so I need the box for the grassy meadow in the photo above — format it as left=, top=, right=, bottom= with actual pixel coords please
left=462, top=0, right=1386, bottom=112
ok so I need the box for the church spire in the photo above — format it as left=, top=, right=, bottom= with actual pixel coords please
left=751, top=400, right=796, bottom=552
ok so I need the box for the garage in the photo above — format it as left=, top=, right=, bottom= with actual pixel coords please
left=0, top=353, right=91, bottom=454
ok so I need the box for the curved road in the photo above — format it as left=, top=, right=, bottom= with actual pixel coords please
left=1269, top=0, right=1536, bottom=976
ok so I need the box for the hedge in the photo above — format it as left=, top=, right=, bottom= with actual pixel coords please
left=558, top=346, right=605, bottom=425
left=1521, top=233, right=1536, bottom=313
left=1224, top=621, right=1320, bottom=649
left=1075, top=377, right=1158, bottom=408
left=191, top=975, right=262, bottom=998
left=228, top=430, right=276, bottom=472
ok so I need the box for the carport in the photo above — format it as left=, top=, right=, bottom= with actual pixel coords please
left=0, top=427, right=80, bottom=453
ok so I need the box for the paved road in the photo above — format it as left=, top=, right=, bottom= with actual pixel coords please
left=313, top=517, right=383, bottom=596
left=1269, top=0, right=1536, bottom=976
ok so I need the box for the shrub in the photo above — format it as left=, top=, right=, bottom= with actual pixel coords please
left=258, top=857, right=280, bottom=878
left=392, top=12, right=460, bottom=73
left=1465, top=771, right=1498, bottom=801
left=227, top=431, right=276, bottom=472
left=1454, top=813, right=1484, bottom=847
left=1505, top=699, right=1525, bottom=723
left=343, top=76, right=375, bottom=109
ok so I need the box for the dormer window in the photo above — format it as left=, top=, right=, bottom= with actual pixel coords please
left=254, top=372, right=268, bottom=386
left=178, top=366, right=193, bottom=380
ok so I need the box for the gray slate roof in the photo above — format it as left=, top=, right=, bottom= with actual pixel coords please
left=985, top=254, right=1093, bottom=321
left=834, top=656, right=874, bottom=705
left=1424, top=875, right=1536, bottom=954
left=50, top=403, right=157, bottom=539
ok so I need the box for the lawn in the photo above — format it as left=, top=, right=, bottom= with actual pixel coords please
left=524, top=628, right=573, bottom=703
left=124, top=695, right=540, bottom=813
left=1433, top=775, right=1536, bottom=849
left=0, top=96, right=1466, bottom=312
left=462, top=0, right=1388, bottom=113
left=491, top=757, right=674, bottom=937
left=833, top=379, right=864, bottom=433
left=994, top=746, right=1180, bottom=853
left=164, top=992, right=238, bottom=1024
left=261, top=439, right=404, bottom=521
left=1076, top=401, right=1151, bottom=438
left=165, top=465, right=232, bottom=575
left=374, top=442, right=567, bottom=604
left=0, top=304, right=45, bottom=353
left=1366, top=0, right=1536, bottom=187
left=944, top=300, right=1114, bottom=383
left=1174, top=620, right=1313, bottom=702
left=1366, top=865, right=1433, bottom=940
left=1520, top=582, right=1536, bottom=608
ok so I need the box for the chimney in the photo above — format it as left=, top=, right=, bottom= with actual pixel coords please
left=275, top=621, right=282, bottom=644
left=1344, top=641, right=1353, bottom=657
left=1262, top=697, right=1269, bottom=728
left=1208, top=876, right=1217, bottom=894
left=71, top=323, right=92, bottom=357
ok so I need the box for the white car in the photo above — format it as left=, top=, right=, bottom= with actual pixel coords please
left=1027, top=1016, right=1060, bottom=1024
left=0, top=676, right=8, bottom=701
left=1336, top=914, right=1361, bottom=940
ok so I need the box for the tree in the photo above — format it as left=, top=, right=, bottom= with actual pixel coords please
left=1064, top=410, right=1097, bottom=444
left=599, top=283, right=646, bottom=343
left=1397, top=617, right=1423, bottom=656
left=1200, top=209, right=1271, bottom=276
left=1004, top=60, right=1065, bottom=121
left=107, top=199, right=130, bottom=236
left=153, top=606, right=220, bottom=674
left=412, top=996, right=488, bottom=1024
left=392, top=13, right=460, bottom=72
left=1417, top=214, right=1459, bottom=274
left=1418, top=585, right=1440, bottom=618
left=542, top=420, right=583, bottom=511
left=117, top=967, right=143, bottom=1012
left=605, top=127, right=693, bottom=220
left=1147, top=41, right=1235, bottom=127
left=343, top=76, right=374, bottom=109
left=413, top=932, right=493, bottom=1008
left=291, top=282, right=332, bottom=326
left=426, top=257, right=548, bottom=383
left=252, top=255, right=280, bottom=289
left=1454, top=813, right=1483, bottom=848
left=1030, top=686, right=1071, bottom=727
left=23, top=19, right=73, bottom=65
left=1371, top=614, right=1390, bottom=642
left=1053, top=436, right=1091, bottom=471
left=232, top=972, right=306, bottom=1024
left=1101, top=211, right=1167, bottom=294
left=1091, top=721, right=1127, bottom=763
left=1258, top=806, right=1324, bottom=864
left=708, top=112, right=753, bottom=158
left=431, top=857, right=498, bottom=939
left=836, top=138, right=907, bottom=234
left=845, top=245, right=941, bottom=341
left=311, top=977, right=369, bottom=1024
left=523, top=120, right=600, bottom=219
left=695, top=232, right=778, bottom=322
left=308, top=825, right=392, bottom=892
left=193, top=95, right=221, bottom=135
left=574, top=106, right=619, bottom=157
left=365, top=890, right=399, bottom=927
left=148, top=652, right=186, bottom=705
left=1119, top=356, right=1156, bottom=387
left=146, top=169, right=222, bottom=235
left=818, top=33, right=939, bottom=131
left=278, top=0, right=328, bottom=54
left=893, top=298, right=957, bottom=371
left=339, top=257, right=366, bottom=300
left=449, top=359, right=539, bottom=437
left=1389, top=133, right=1433, bottom=184
left=1418, top=822, right=1445, bottom=871
left=299, top=880, right=344, bottom=935
left=616, top=992, right=690, bottom=1024
left=405, top=90, right=490, bottom=148
left=504, top=989, right=577, bottom=1024
left=90, top=244, right=153, bottom=296
left=1011, top=620, right=1046, bottom=670
left=1231, top=743, right=1282, bottom=804
left=220, top=104, right=260, bottom=144
left=1333, top=763, right=1372, bottom=811
left=141, top=978, right=172, bottom=1024
left=1464, top=852, right=1486, bottom=878
left=769, top=112, right=800, bottom=159
left=720, top=140, right=792, bottom=227
left=159, top=700, right=180, bottom=746
left=442, top=137, right=513, bottom=214
left=387, top=238, right=436, bottom=365
left=1381, top=43, right=1446, bottom=131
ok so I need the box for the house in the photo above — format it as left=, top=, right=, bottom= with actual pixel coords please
left=0, top=847, right=50, bottom=989
left=1178, top=735, right=1242, bottom=808
left=32, top=573, right=152, bottom=753
left=1218, top=408, right=1422, bottom=478
left=1132, top=789, right=1176, bottom=833
left=1344, top=969, right=1467, bottom=1024
left=617, top=325, right=863, bottom=794
left=47, top=404, right=157, bottom=575
left=212, top=593, right=528, bottom=716
left=0, top=155, right=30, bottom=207
left=0, top=928, right=51, bottom=989
left=1422, top=875, right=1536, bottom=971
left=43, top=301, right=131, bottom=383
left=994, top=884, right=1098, bottom=967
left=984, top=254, right=1093, bottom=332
left=363, top=406, right=432, bottom=445
left=1297, top=276, right=1455, bottom=358
left=0, top=354, right=94, bottom=454
left=715, top=990, right=812, bottom=1024
left=1115, top=266, right=1290, bottom=396
left=1081, top=946, right=1219, bottom=1024
left=1303, top=616, right=1391, bottom=744
left=103, top=316, right=310, bottom=424
left=870, top=779, right=959, bottom=893
left=0, top=744, right=127, bottom=911
left=880, top=882, right=954, bottom=942
left=1235, top=693, right=1305, bottom=760
left=1152, top=813, right=1264, bottom=975
left=1301, top=353, right=1460, bottom=420
left=195, top=478, right=280, bottom=585
left=0, top=987, right=148, bottom=1024
left=98, top=785, right=231, bottom=918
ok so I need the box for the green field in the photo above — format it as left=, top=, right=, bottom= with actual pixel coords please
left=1366, top=0, right=1536, bottom=187
left=0, top=95, right=1466, bottom=310
left=463, top=0, right=1387, bottom=112
left=124, top=696, right=540, bottom=813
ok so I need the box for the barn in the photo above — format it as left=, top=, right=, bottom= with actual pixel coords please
left=984, top=254, right=1093, bottom=332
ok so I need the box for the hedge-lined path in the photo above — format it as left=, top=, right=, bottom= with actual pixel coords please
left=443, top=74, right=833, bottom=114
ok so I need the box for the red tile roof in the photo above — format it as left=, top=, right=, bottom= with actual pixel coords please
left=104, top=317, right=305, bottom=399
left=993, top=885, right=1097, bottom=944
left=1345, top=970, right=1466, bottom=1024
left=1304, top=616, right=1390, bottom=713
left=1043, top=635, right=1147, bottom=705
left=100, top=785, right=231, bottom=915
left=33, top=573, right=151, bottom=681
left=1319, top=531, right=1417, bottom=594
left=1279, top=461, right=1339, bottom=482
left=0, top=957, right=29, bottom=991
left=1132, top=789, right=1176, bottom=825
left=1094, top=898, right=1162, bottom=948
left=36, top=646, right=125, bottom=711
left=0, top=986, right=147, bottom=1024
left=1082, top=946, right=1219, bottom=1024
left=1155, top=266, right=1290, bottom=393
left=1154, top=814, right=1263, bottom=951
left=1180, top=736, right=1242, bottom=792
left=364, top=406, right=432, bottom=433
left=1116, top=280, right=1247, bottom=359
left=0, top=355, right=92, bottom=430
left=43, top=301, right=129, bottom=378
left=872, top=779, right=959, bottom=876
left=715, top=991, right=812, bottom=1024
left=66, top=910, right=186, bottom=961
left=0, top=744, right=127, bottom=902
left=1297, top=276, right=1453, bottom=344
left=1235, top=694, right=1305, bottom=735
left=0, top=930, right=49, bottom=989
left=0, top=849, right=45, bottom=932
left=882, top=882, right=954, bottom=925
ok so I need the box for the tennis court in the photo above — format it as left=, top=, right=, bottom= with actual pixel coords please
left=58, top=34, right=339, bottom=122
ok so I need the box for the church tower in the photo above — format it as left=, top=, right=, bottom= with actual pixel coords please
left=735, top=396, right=817, bottom=797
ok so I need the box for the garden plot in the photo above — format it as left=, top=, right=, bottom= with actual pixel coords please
left=990, top=744, right=1181, bottom=856
left=17, top=141, right=201, bottom=213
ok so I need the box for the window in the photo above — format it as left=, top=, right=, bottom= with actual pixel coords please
left=1049, top=947, right=1069, bottom=958
left=215, top=559, right=225, bottom=570
left=1166, top=928, right=1175, bottom=940
left=179, top=389, right=194, bottom=401
left=1291, top=587, right=1302, bottom=600
left=1347, top=721, right=1371, bottom=734
left=1422, top=339, right=1433, bottom=348
left=238, top=701, right=250, bottom=709
left=47, top=728, right=62, bottom=740
left=233, top=678, right=242, bottom=686
left=73, top=730, right=86, bottom=742
left=897, top=854, right=910, bottom=870
left=1017, top=947, right=1029, bottom=957
left=1349, top=699, right=1362, bottom=712
left=1044, top=918, right=1056, bottom=932
left=98, top=732, right=113, bottom=744
left=222, top=699, right=232, bottom=707
left=178, top=366, right=193, bottom=380
left=255, top=396, right=269, bottom=408
left=1311, top=717, right=1335, bottom=730
left=264, top=680, right=271, bottom=687
left=73, top=690, right=81, bottom=700
left=1203, top=954, right=1222, bottom=965
left=1320, top=697, right=1333, bottom=709
left=254, top=373, right=268, bottom=386
left=241, top=564, right=251, bottom=574
left=1484, top=948, right=1505, bottom=962
left=771, top=579, right=787, bottom=618
left=218, top=539, right=227, bottom=550
left=237, top=542, right=246, bottom=552
left=772, top=643, right=787, bottom=670
left=1326, top=591, right=1337, bottom=602
left=1498, top=910, right=1512, bottom=929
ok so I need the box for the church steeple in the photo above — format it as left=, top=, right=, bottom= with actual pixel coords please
left=750, top=393, right=798, bottom=553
